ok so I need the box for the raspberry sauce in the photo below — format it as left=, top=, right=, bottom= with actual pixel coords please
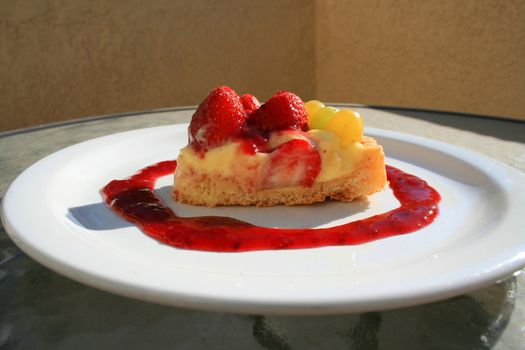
left=102, top=161, right=440, bottom=252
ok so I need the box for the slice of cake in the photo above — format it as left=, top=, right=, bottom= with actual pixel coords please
left=172, top=86, right=386, bottom=207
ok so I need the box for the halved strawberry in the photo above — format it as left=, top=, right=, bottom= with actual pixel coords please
left=240, top=93, right=261, bottom=115
left=263, top=139, right=321, bottom=189
left=248, top=91, right=308, bottom=131
left=189, top=86, right=247, bottom=149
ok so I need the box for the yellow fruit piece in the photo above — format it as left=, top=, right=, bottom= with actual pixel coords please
left=325, top=109, right=363, bottom=146
left=305, top=100, right=325, bottom=118
left=311, top=106, right=338, bottom=130
left=305, top=100, right=325, bottom=129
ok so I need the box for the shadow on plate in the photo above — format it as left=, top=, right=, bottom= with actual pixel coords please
left=66, top=185, right=372, bottom=231
left=67, top=203, right=133, bottom=230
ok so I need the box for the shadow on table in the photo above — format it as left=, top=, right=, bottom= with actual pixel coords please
left=376, top=107, right=525, bottom=143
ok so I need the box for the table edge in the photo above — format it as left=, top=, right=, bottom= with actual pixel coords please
left=1, top=104, right=522, bottom=138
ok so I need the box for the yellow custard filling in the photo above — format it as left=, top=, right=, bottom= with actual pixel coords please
left=307, top=129, right=364, bottom=182
left=176, top=128, right=364, bottom=186
left=176, top=142, right=258, bottom=177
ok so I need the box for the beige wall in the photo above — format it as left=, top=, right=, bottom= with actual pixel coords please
left=0, top=0, right=316, bottom=131
left=1, top=0, right=524, bottom=131
left=316, top=0, right=525, bottom=120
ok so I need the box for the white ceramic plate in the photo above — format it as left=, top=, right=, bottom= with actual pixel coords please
left=2, top=125, right=525, bottom=315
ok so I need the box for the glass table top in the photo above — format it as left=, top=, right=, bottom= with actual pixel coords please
left=1, top=107, right=524, bottom=349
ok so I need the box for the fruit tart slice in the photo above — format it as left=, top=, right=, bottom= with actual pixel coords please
left=172, top=86, right=386, bottom=207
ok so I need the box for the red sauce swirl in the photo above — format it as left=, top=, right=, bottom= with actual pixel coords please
left=102, top=161, right=440, bottom=252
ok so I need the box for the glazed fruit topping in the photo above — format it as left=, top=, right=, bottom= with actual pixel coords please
left=304, top=100, right=325, bottom=127
left=188, top=86, right=363, bottom=155
left=189, top=86, right=247, bottom=149
left=240, top=94, right=261, bottom=115
left=325, top=109, right=363, bottom=146
left=247, top=91, right=308, bottom=131
left=310, top=106, right=338, bottom=130
left=263, top=139, right=321, bottom=188
left=189, top=87, right=312, bottom=150
left=305, top=100, right=363, bottom=145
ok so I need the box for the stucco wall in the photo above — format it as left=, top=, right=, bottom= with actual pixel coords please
left=1, top=0, right=523, bottom=131
left=0, top=0, right=315, bottom=131
left=316, top=0, right=525, bottom=120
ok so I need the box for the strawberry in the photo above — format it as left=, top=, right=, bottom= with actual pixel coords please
left=240, top=94, right=261, bottom=115
left=189, top=86, right=247, bottom=148
left=248, top=91, right=308, bottom=131
left=263, top=139, right=321, bottom=188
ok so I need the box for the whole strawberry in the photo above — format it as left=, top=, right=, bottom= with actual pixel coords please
left=189, top=86, right=247, bottom=149
left=248, top=91, right=308, bottom=131
left=240, top=94, right=261, bottom=115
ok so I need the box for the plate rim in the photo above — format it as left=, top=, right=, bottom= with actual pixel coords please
left=2, top=124, right=525, bottom=315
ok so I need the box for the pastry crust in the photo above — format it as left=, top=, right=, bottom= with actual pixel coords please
left=172, top=136, right=386, bottom=207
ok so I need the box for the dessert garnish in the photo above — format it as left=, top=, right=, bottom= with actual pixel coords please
left=101, top=86, right=441, bottom=252
left=102, top=161, right=440, bottom=252
left=173, top=86, right=387, bottom=207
